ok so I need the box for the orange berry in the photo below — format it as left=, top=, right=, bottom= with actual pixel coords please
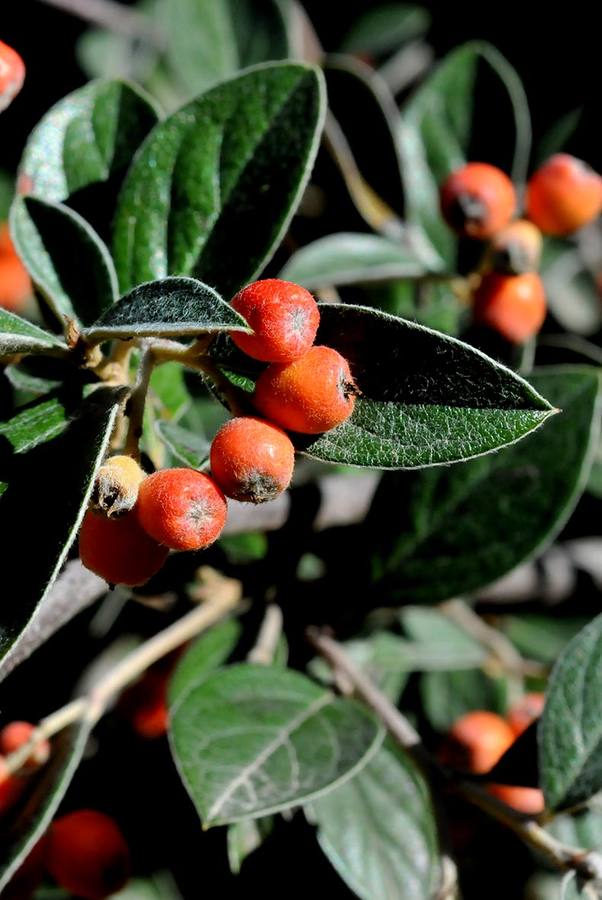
left=526, top=154, right=602, bottom=235
left=0, top=41, right=25, bottom=114
left=254, top=345, right=357, bottom=434
left=440, top=163, right=516, bottom=239
left=444, top=711, right=515, bottom=774
left=230, top=279, right=320, bottom=363
left=0, top=756, right=25, bottom=816
left=488, top=784, right=545, bottom=815
left=0, top=721, right=50, bottom=770
left=136, top=469, right=227, bottom=551
left=473, top=272, right=547, bottom=343
left=46, top=810, right=131, bottom=900
left=0, top=222, right=15, bottom=256
left=488, top=219, right=543, bottom=274
left=79, top=509, right=169, bottom=587
left=0, top=253, right=31, bottom=312
left=122, top=671, right=169, bottom=739
left=507, top=692, right=545, bottom=738
left=210, top=416, right=295, bottom=503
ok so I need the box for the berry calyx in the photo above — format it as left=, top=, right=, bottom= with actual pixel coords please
left=473, top=272, right=547, bottom=343
left=0, top=721, right=50, bottom=770
left=0, top=41, right=25, bottom=114
left=230, top=278, right=320, bottom=363
left=443, top=711, right=514, bottom=774
left=440, top=163, right=516, bottom=240
left=136, top=469, right=227, bottom=551
left=507, top=692, right=545, bottom=738
left=91, top=455, right=146, bottom=518
left=487, top=219, right=543, bottom=274
left=210, top=417, right=295, bottom=503
left=254, top=345, right=357, bottom=434
left=526, top=154, right=602, bottom=236
left=46, top=810, right=131, bottom=900
left=79, top=509, right=168, bottom=587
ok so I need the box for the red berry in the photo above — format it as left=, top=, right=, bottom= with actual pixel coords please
left=440, top=163, right=516, bottom=239
left=0, top=756, right=25, bottom=816
left=0, top=253, right=31, bottom=312
left=0, top=41, right=25, bottom=114
left=210, top=417, right=295, bottom=503
left=473, top=272, right=546, bottom=343
left=254, top=345, right=357, bottom=434
left=230, top=279, right=320, bottom=363
left=46, top=810, right=131, bottom=900
left=0, top=722, right=50, bottom=770
left=79, top=509, right=168, bottom=587
left=122, top=671, right=169, bottom=739
left=526, top=154, right=602, bottom=235
left=507, top=692, right=545, bottom=738
left=488, top=784, right=545, bottom=815
left=136, top=469, right=227, bottom=551
left=443, top=711, right=514, bottom=774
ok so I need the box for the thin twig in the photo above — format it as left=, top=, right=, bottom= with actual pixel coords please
left=247, top=605, right=283, bottom=665
left=4, top=699, right=86, bottom=776
left=37, top=0, right=163, bottom=45
left=123, top=343, right=155, bottom=459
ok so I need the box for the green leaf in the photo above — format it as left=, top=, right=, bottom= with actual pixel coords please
left=155, top=420, right=210, bottom=469
left=113, top=63, right=326, bottom=297
left=542, top=240, right=601, bottom=336
left=280, top=233, right=426, bottom=289
left=540, top=614, right=602, bottom=810
left=421, top=669, right=507, bottom=732
left=165, top=0, right=289, bottom=96
left=85, top=277, right=248, bottom=341
left=341, top=4, right=431, bottom=56
left=400, top=607, right=485, bottom=668
left=0, top=720, right=93, bottom=891
left=0, top=387, right=125, bottom=663
left=501, top=615, right=589, bottom=665
left=548, top=796, right=602, bottom=853
left=535, top=108, right=582, bottom=166
left=0, top=395, right=72, bottom=457
left=0, top=309, right=65, bottom=356
left=399, top=41, right=531, bottom=268
left=0, top=171, right=14, bottom=220
left=370, top=367, right=600, bottom=601
left=168, top=663, right=383, bottom=826
left=227, top=816, right=274, bottom=875
left=18, top=80, right=159, bottom=203
left=308, top=739, right=440, bottom=900
left=168, top=619, right=241, bottom=710
left=10, top=196, right=117, bottom=325
left=309, top=632, right=411, bottom=703
left=298, top=304, right=553, bottom=468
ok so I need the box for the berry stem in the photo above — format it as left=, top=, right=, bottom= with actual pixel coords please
left=36, top=0, right=163, bottom=45
left=4, top=698, right=87, bottom=776
left=247, top=605, right=284, bottom=665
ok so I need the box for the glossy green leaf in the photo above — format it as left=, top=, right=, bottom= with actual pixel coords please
left=0, top=720, right=93, bottom=891
left=341, top=4, right=431, bottom=56
left=420, top=669, right=507, bottom=732
left=280, top=233, right=426, bottom=289
left=298, top=304, right=553, bottom=468
left=165, top=0, right=289, bottom=96
left=227, top=816, right=274, bottom=875
left=370, top=368, right=600, bottom=601
left=168, top=663, right=383, bottom=826
left=18, top=80, right=158, bottom=203
left=0, top=309, right=65, bottom=357
left=540, top=614, right=602, bottom=810
left=308, top=739, right=440, bottom=900
left=113, top=63, right=326, bottom=297
left=0, top=387, right=124, bottom=663
left=85, top=277, right=248, bottom=341
left=10, top=196, right=117, bottom=325
left=168, top=619, right=241, bottom=709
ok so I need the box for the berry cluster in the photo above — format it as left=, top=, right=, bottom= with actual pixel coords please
left=440, top=155, right=602, bottom=343
left=80, top=279, right=357, bottom=587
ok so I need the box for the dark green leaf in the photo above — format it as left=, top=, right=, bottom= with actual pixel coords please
left=18, top=80, right=158, bottom=203
left=0, top=171, right=14, bottom=220
left=86, top=277, right=248, bottom=341
left=168, top=619, right=242, bottom=710
left=308, top=738, right=440, bottom=900
left=0, top=309, right=65, bottom=357
left=0, top=387, right=125, bottom=662
left=540, top=614, right=602, bottom=810
left=341, top=4, right=431, bottom=56
left=155, top=420, right=210, bottom=469
left=0, top=720, right=93, bottom=891
left=421, top=669, right=507, bottom=732
left=370, top=368, right=599, bottom=601
left=280, top=233, right=426, bottom=289
left=227, top=816, right=274, bottom=875
left=0, top=395, right=71, bottom=456
left=113, top=63, right=326, bottom=297
left=168, top=663, right=383, bottom=826
left=535, top=108, right=582, bottom=166
left=10, top=196, right=117, bottom=325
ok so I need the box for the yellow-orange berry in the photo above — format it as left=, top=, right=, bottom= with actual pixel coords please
left=210, top=417, right=295, bottom=503
left=254, top=345, right=357, bottom=434
left=526, top=154, right=602, bottom=236
left=440, top=163, right=516, bottom=239
left=488, top=784, right=545, bottom=815
left=136, top=469, right=227, bottom=551
left=230, top=279, right=320, bottom=363
left=488, top=219, right=543, bottom=274
left=443, top=711, right=515, bottom=774
left=507, top=692, right=545, bottom=738
left=473, top=272, right=546, bottom=343
left=79, top=509, right=168, bottom=587
left=46, top=810, right=131, bottom=900
left=91, top=455, right=146, bottom=518
left=0, top=722, right=50, bottom=770
left=0, top=41, right=25, bottom=114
